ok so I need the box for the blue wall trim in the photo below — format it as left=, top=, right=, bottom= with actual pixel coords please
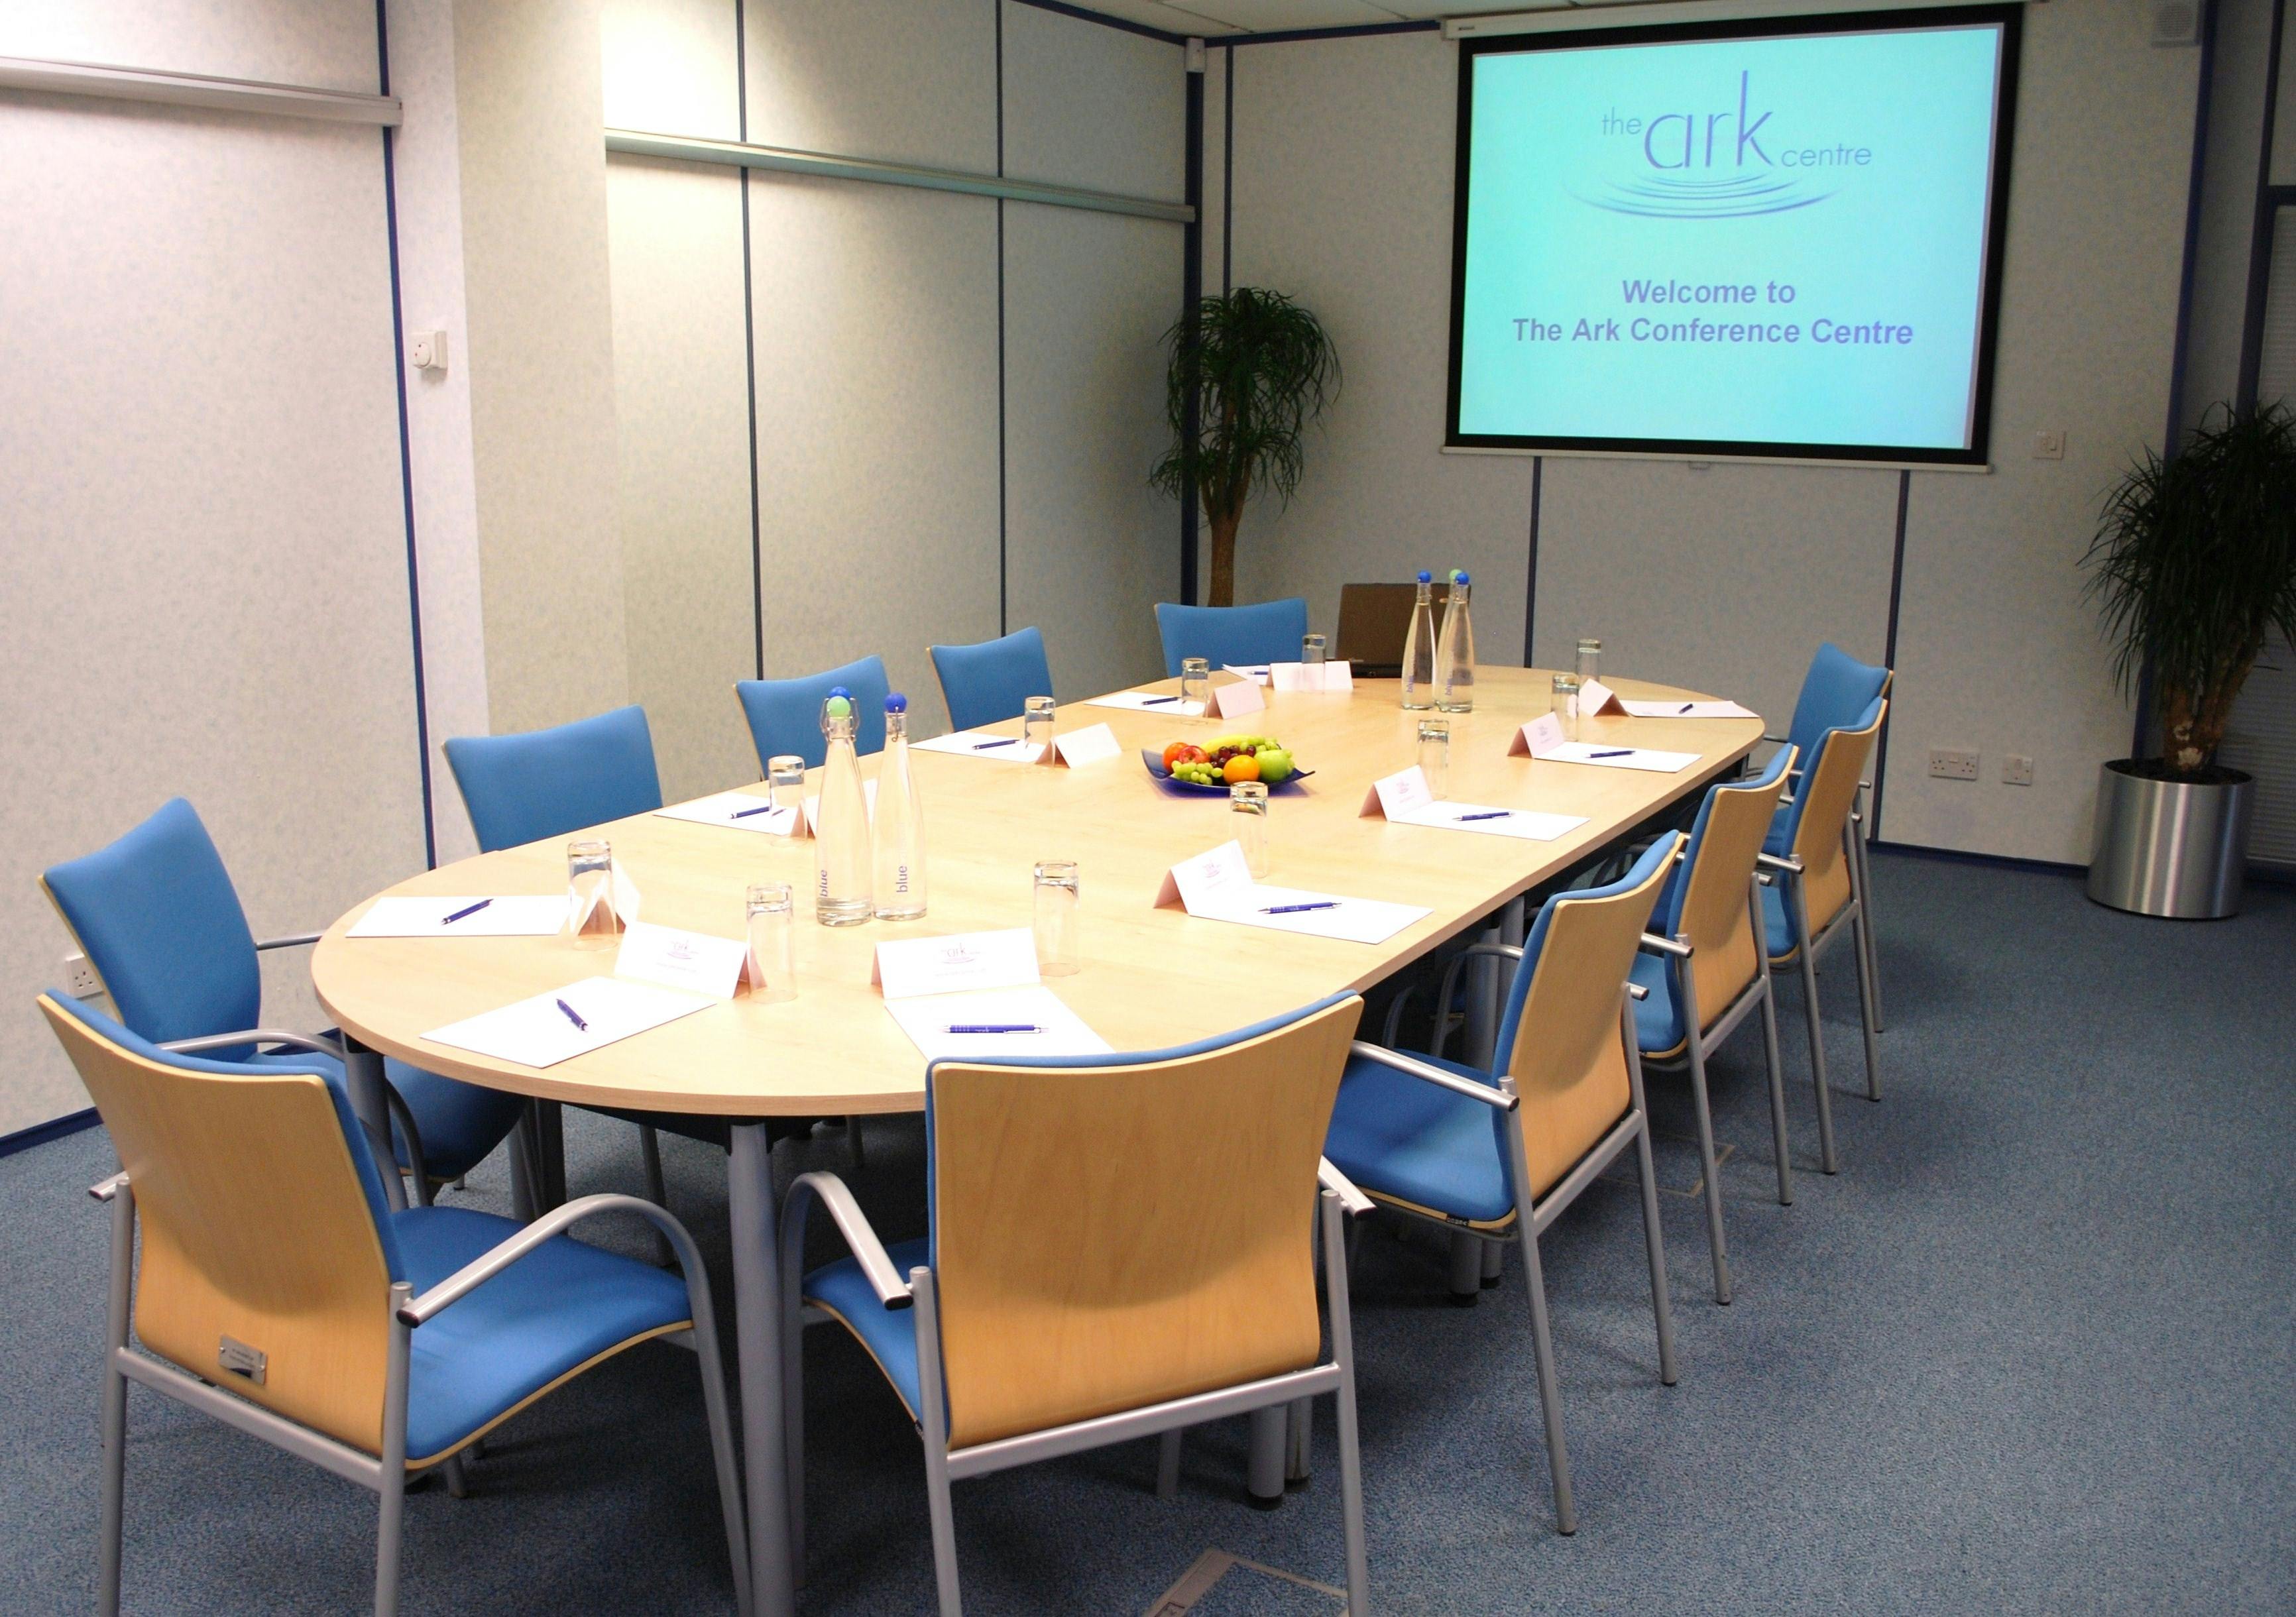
left=1228, top=18, right=1440, bottom=48
left=0, top=1107, right=100, bottom=1162
left=1010, top=0, right=1186, bottom=46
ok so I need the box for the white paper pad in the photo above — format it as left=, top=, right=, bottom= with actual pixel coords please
left=1619, top=699, right=1759, bottom=720
left=1222, top=664, right=1273, bottom=685
left=654, top=790, right=799, bottom=836
left=424, top=976, right=714, bottom=1068
left=1084, top=690, right=1206, bottom=717
left=348, top=896, right=567, bottom=938
left=912, top=730, right=1049, bottom=764
left=1537, top=742, right=1699, bottom=774
left=1156, top=841, right=1428, bottom=944
left=872, top=927, right=1041, bottom=999
left=1387, top=802, right=1587, bottom=841
left=884, top=986, right=1114, bottom=1064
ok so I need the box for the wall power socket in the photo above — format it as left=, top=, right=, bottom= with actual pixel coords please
left=1928, top=749, right=1980, bottom=781
left=65, top=952, right=101, bottom=998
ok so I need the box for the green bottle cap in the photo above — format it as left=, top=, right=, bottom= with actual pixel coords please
left=825, top=695, right=852, bottom=720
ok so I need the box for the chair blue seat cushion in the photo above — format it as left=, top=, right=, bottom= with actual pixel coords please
left=252, top=1051, right=525, bottom=1182
left=1630, top=952, right=1688, bottom=1058
left=394, top=1205, right=694, bottom=1464
left=804, top=1236, right=929, bottom=1422
left=1764, top=798, right=1795, bottom=858
left=1761, top=883, right=1798, bottom=961
left=1322, top=1050, right=1514, bottom=1226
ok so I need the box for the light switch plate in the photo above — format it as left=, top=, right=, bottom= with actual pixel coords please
left=2002, top=754, right=2034, bottom=787
left=2032, top=429, right=2065, bottom=460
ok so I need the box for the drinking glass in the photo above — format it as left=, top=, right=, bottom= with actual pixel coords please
left=566, top=839, right=620, bottom=948
left=1576, top=638, right=1602, bottom=685
left=1180, top=657, right=1210, bottom=709
left=1023, top=695, right=1056, bottom=753
left=1552, top=675, right=1582, bottom=743
left=1417, top=718, right=1451, bottom=799
left=1033, top=861, right=1080, bottom=976
left=768, top=754, right=807, bottom=816
left=744, top=882, right=796, bottom=1001
left=1302, top=632, right=1328, bottom=669
left=1231, top=781, right=1270, bottom=877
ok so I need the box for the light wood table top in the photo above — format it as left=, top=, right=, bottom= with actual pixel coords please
left=313, top=667, right=1761, bottom=1117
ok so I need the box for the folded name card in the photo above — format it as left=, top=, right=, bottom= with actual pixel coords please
left=656, top=791, right=800, bottom=837
left=1084, top=689, right=1206, bottom=716
left=1051, top=721, right=1121, bottom=767
left=1359, top=764, right=1436, bottom=820
left=1619, top=698, right=1759, bottom=720
left=1509, top=713, right=1568, bottom=757
left=1271, top=660, right=1355, bottom=693
left=913, top=731, right=1049, bottom=764
left=1575, top=678, right=1627, bottom=717
left=872, top=926, right=1041, bottom=1000
left=614, top=920, right=748, bottom=1001
left=1210, top=679, right=1265, bottom=720
left=1222, top=663, right=1273, bottom=685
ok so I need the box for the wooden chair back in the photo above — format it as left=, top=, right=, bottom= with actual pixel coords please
left=38, top=994, right=395, bottom=1455
left=1674, top=749, right=1796, bottom=1032
left=1790, top=700, right=1886, bottom=935
left=926, top=995, right=1362, bottom=1449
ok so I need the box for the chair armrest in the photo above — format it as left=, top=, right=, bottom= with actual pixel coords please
left=1347, top=1040, right=1517, bottom=1110
left=1756, top=852, right=1803, bottom=875
left=782, top=1170, right=912, bottom=1310
left=1318, top=1157, right=1375, bottom=1217
left=1434, top=941, right=1527, bottom=1035
left=1627, top=982, right=1649, bottom=1001
left=255, top=932, right=325, bottom=952
left=1639, top=932, right=1692, bottom=958
left=1763, top=733, right=1790, bottom=746
left=399, top=1193, right=709, bottom=1325
left=89, top=1172, right=128, bottom=1203
left=161, top=1027, right=344, bottom=1059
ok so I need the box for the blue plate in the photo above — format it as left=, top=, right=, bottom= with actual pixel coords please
left=1141, top=749, right=1314, bottom=795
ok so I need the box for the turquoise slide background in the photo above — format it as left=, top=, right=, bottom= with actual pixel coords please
left=1456, top=24, right=2005, bottom=451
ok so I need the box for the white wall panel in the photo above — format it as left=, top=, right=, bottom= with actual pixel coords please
left=746, top=174, right=1004, bottom=734
left=744, top=0, right=995, bottom=172
left=1002, top=0, right=1184, bottom=200
left=601, top=0, right=740, bottom=138
left=0, top=0, right=379, bottom=91
left=1226, top=32, right=1534, bottom=657
left=0, top=99, right=422, bottom=1133
left=1004, top=205, right=1183, bottom=698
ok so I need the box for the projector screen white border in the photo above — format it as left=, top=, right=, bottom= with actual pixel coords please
left=1443, top=4, right=2024, bottom=469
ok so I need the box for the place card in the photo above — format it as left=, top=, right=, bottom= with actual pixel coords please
left=614, top=920, right=748, bottom=1001
left=871, top=926, right=1041, bottom=1000
left=348, top=895, right=569, bottom=938
left=1574, top=678, right=1627, bottom=717
left=884, top=985, right=1114, bottom=1064
left=1359, top=764, right=1436, bottom=820
left=1619, top=698, right=1760, bottom=720
left=1210, top=679, right=1265, bottom=720
left=1509, top=713, right=1568, bottom=757
left=1271, top=660, right=1355, bottom=693
left=655, top=790, right=800, bottom=837
left=1154, top=841, right=1430, bottom=945
left=913, top=730, right=1049, bottom=764
left=1051, top=722, right=1122, bottom=768
left=1084, top=689, right=1206, bottom=716
left=1222, top=663, right=1273, bottom=685
left=423, top=976, right=714, bottom=1070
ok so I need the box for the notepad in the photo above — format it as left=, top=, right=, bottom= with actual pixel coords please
left=424, top=976, right=714, bottom=1068
left=1536, top=742, right=1699, bottom=773
left=1155, top=841, right=1429, bottom=944
left=1619, top=699, right=1759, bottom=720
left=1360, top=766, right=1586, bottom=841
left=348, top=895, right=569, bottom=938
left=654, top=791, right=799, bottom=836
left=1084, top=690, right=1207, bottom=717
left=884, top=986, right=1113, bottom=1063
left=912, top=730, right=1049, bottom=764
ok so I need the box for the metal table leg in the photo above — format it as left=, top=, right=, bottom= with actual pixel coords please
left=728, top=1122, right=796, bottom=1617
left=342, top=1037, right=407, bottom=1213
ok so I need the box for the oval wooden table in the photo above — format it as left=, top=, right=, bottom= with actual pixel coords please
left=315, top=666, right=1761, bottom=1617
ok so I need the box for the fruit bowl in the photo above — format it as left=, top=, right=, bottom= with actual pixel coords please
left=1141, top=737, right=1314, bottom=795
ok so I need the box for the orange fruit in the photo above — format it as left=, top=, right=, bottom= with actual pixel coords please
left=1222, top=753, right=1261, bottom=784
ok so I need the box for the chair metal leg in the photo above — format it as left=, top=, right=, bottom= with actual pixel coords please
left=1286, top=1395, right=1314, bottom=1484
left=1853, top=789, right=1885, bottom=1031
left=1480, top=1237, right=1506, bottom=1287
left=638, top=1125, right=675, bottom=1264
left=911, top=1272, right=964, bottom=1617
left=1320, top=1194, right=1372, bottom=1616
left=1684, top=1038, right=1732, bottom=1306
left=1621, top=1017, right=1681, bottom=1387
left=441, top=1453, right=469, bottom=1498
left=375, top=1290, right=412, bottom=1617
left=1247, top=1406, right=1287, bottom=1507
left=1850, top=902, right=1883, bottom=1101
left=1155, top=1429, right=1182, bottom=1500
left=1789, top=881, right=1839, bottom=1174
left=1512, top=1220, right=1576, bottom=1534
left=1446, top=1229, right=1483, bottom=1305
left=844, top=1116, right=866, bottom=1170
left=97, top=1184, right=133, bottom=1617
left=508, top=1108, right=540, bottom=1223
left=1758, top=975, right=1794, bottom=1206
left=729, top=1125, right=797, bottom=1617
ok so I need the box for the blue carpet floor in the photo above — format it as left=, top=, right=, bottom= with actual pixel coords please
left=3, top=850, right=2291, bottom=1614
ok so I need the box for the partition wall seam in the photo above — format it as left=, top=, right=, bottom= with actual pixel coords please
left=1221, top=46, right=1234, bottom=296
left=1180, top=47, right=1205, bottom=605
left=2164, top=0, right=2219, bottom=449
left=2236, top=0, right=2287, bottom=411
left=1007, top=0, right=1186, bottom=46
left=736, top=0, right=764, bottom=680
left=1522, top=457, right=1541, bottom=668
left=1872, top=468, right=1911, bottom=840
left=374, top=0, right=435, bottom=870
left=996, top=1, right=1009, bottom=638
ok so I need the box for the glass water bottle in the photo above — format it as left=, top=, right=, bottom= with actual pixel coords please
left=813, top=687, right=874, bottom=926
left=872, top=693, right=927, bottom=921
left=1401, top=570, right=1437, bottom=710
left=1436, top=570, right=1476, bottom=714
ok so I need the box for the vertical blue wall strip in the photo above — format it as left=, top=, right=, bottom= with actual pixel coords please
left=736, top=0, right=766, bottom=679
left=1871, top=467, right=1912, bottom=840
left=997, top=1, right=1010, bottom=636
left=1522, top=455, right=1541, bottom=668
left=1181, top=50, right=1204, bottom=605
left=1222, top=46, right=1235, bottom=296
left=375, top=0, right=436, bottom=869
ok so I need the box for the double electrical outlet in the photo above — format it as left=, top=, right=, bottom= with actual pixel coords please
left=1929, top=749, right=2033, bottom=787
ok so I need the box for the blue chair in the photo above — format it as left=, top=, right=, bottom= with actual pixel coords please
left=441, top=705, right=662, bottom=853
left=783, top=995, right=1373, bottom=1613
left=1322, top=836, right=1683, bottom=1536
left=929, top=627, right=1053, bottom=732
left=1762, top=697, right=1886, bottom=1131
left=1767, top=643, right=1892, bottom=1026
left=1626, top=748, right=1798, bottom=1304
left=1153, top=598, right=1310, bottom=677
left=40, top=799, right=523, bottom=1202
left=39, top=992, right=748, bottom=1617
left=735, top=655, right=891, bottom=771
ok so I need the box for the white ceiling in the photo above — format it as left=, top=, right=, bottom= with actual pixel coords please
left=1054, top=1, right=1589, bottom=38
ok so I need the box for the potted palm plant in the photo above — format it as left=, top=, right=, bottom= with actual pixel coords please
left=1153, top=288, right=1340, bottom=608
left=2083, top=402, right=2296, bottom=918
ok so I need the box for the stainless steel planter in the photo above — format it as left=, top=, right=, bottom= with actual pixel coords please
left=2087, top=761, right=2252, bottom=919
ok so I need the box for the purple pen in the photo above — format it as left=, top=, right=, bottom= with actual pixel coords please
left=1261, top=901, right=1340, bottom=915
left=441, top=899, right=492, bottom=924
left=1589, top=749, right=1633, bottom=759
left=555, top=997, right=588, bottom=1032
left=1141, top=695, right=1180, bottom=705
left=974, top=737, right=1020, bottom=750
left=732, top=803, right=778, bottom=818
left=1454, top=811, right=1511, bottom=822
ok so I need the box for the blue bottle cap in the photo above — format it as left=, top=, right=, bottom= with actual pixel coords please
left=827, top=685, right=851, bottom=700
left=1417, top=570, right=1432, bottom=584
left=885, top=693, right=907, bottom=713
left=1454, top=571, right=1471, bottom=586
